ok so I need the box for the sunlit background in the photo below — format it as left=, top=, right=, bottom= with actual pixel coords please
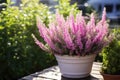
left=6, top=0, right=120, bottom=27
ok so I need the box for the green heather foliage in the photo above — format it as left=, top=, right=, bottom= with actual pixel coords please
left=102, top=29, right=120, bottom=75
left=0, top=0, right=56, bottom=79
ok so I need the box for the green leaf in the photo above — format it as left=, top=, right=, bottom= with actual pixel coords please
left=0, top=26, right=4, bottom=30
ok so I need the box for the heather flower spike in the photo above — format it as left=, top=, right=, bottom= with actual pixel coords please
left=32, top=34, right=49, bottom=52
left=102, top=8, right=106, bottom=23
left=33, top=9, right=111, bottom=56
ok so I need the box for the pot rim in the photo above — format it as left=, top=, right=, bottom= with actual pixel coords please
left=54, top=54, right=96, bottom=59
left=100, top=72, right=120, bottom=76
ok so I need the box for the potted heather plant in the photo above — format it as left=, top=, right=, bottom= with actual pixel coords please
left=101, top=29, right=120, bottom=80
left=32, top=8, right=111, bottom=78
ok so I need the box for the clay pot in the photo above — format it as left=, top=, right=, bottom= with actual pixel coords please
left=101, top=72, right=120, bottom=80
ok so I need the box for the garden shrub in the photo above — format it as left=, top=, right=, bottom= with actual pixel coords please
left=101, top=29, right=120, bottom=74
left=0, top=0, right=56, bottom=79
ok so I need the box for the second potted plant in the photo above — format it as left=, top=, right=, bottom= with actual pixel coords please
left=101, top=29, right=120, bottom=80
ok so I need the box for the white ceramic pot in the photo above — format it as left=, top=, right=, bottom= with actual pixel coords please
left=55, top=54, right=96, bottom=78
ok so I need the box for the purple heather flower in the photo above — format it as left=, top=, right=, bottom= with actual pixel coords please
left=101, top=8, right=106, bottom=23
left=32, top=34, right=49, bottom=52
left=69, top=13, right=76, bottom=34
left=63, top=24, right=75, bottom=50
left=36, top=17, right=45, bottom=38
left=33, top=8, right=111, bottom=56
left=85, top=38, right=92, bottom=53
left=75, top=30, right=83, bottom=50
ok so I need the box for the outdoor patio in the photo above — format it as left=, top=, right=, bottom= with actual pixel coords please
left=20, top=62, right=103, bottom=80
left=1, top=0, right=120, bottom=79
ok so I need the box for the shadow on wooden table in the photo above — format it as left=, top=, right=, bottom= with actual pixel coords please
left=61, top=75, right=99, bottom=80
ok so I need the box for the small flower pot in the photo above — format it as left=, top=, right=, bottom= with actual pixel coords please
left=55, top=54, right=96, bottom=78
left=101, top=72, right=120, bottom=80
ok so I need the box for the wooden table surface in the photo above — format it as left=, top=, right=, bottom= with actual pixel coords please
left=20, top=62, right=103, bottom=80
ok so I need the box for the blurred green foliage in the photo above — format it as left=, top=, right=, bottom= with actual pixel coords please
left=0, top=0, right=56, bottom=79
left=56, top=0, right=79, bottom=18
left=101, top=29, right=120, bottom=75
